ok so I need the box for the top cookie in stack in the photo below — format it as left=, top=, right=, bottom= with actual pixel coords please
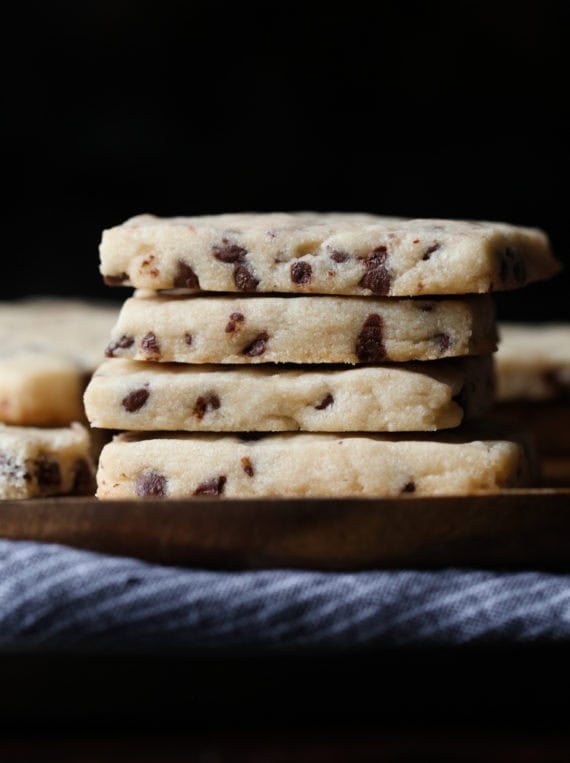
left=88, top=213, right=559, bottom=499
left=100, top=213, right=554, bottom=296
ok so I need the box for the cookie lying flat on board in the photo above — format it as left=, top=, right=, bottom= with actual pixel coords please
left=96, top=425, right=536, bottom=499
left=0, top=423, right=95, bottom=499
left=0, top=299, right=118, bottom=426
left=85, top=356, right=494, bottom=433
left=100, top=212, right=558, bottom=296
left=104, top=293, right=497, bottom=364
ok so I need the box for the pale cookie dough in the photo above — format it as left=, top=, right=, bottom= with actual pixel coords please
left=99, top=212, right=558, bottom=296
left=85, top=356, right=494, bottom=432
left=96, top=426, right=536, bottom=499
left=496, top=323, right=570, bottom=401
left=0, top=423, right=95, bottom=500
left=495, top=324, right=570, bottom=456
left=105, top=294, right=497, bottom=364
left=0, top=299, right=118, bottom=426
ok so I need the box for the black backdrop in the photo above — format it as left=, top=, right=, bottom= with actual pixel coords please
left=1, top=1, right=568, bottom=320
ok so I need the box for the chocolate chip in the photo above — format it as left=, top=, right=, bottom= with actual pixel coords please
left=122, top=387, right=150, bottom=412
left=402, top=481, right=416, bottom=493
left=422, top=243, right=441, bottom=261
left=35, top=457, right=61, bottom=488
left=72, top=459, right=94, bottom=494
left=359, top=246, right=391, bottom=295
left=174, top=259, right=200, bottom=289
left=435, top=333, right=452, bottom=353
left=243, top=332, right=269, bottom=357
left=141, top=332, right=161, bottom=358
left=233, top=263, right=259, bottom=291
left=330, top=250, right=349, bottom=263
left=315, top=393, right=334, bottom=410
left=105, top=335, right=134, bottom=357
left=135, top=470, right=167, bottom=497
left=193, top=393, right=221, bottom=419
left=356, top=314, right=385, bottom=362
left=194, top=475, right=226, bottom=496
left=212, top=243, right=247, bottom=263
left=241, top=457, right=254, bottom=477
left=104, top=273, right=129, bottom=286
left=184, top=333, right=193, bottom=345
left=212, top=241, right=258, bottom=291
left=225, top=312, right=245, bottom=332
left=290, top=261, right=312, bottom=284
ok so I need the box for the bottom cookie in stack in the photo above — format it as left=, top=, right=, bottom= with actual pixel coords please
left=96, top=425, right=536, bottom=499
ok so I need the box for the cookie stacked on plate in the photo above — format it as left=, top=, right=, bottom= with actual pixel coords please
left=0, top=299, right=117, bottom=499
left=86, top=213, right=559, bottom=498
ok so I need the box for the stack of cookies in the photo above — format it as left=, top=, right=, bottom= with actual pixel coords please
left=86, top=213, right=560, bottom=499
left=0, top=299, right=117, bottom=499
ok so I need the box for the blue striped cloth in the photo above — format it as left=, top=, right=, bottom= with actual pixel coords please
left=1, top=539, right=570, bottom=653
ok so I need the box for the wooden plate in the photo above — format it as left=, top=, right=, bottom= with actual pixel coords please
left=2, top=484, right=570, bottom=571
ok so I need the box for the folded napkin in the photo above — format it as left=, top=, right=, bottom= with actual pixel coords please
left=1, top=539, right=569, bottom=653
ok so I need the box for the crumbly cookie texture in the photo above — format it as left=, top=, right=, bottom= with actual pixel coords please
left=85, top=356, right=494, bottom=432
left=96, top=425, right=535, bottom=499
left=104, top=294, right=497, bottom=364
left=496, top=323, right=570, bottom=401
left=99, top=213, right=558, bottom=296
left=0, top=299, right=118, bottom=425
left=0, top=423, right=95, bottom=499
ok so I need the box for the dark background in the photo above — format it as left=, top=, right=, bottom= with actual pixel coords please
left=1, top=0, right=569, bottom=321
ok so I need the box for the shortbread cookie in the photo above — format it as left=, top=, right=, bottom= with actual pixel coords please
left=96, top=426, right=535, bottom=499
left=85, top=356, right=494, bottom=432
left=104, top=294, right=497, bottom=364
left=99, top=212, right=558, bottom=296
left=495, top=324, right=570, bottom=456
left=0, top=299, right=118, bottom=425
left=0, top=423, right=95, bottom=500
left=496, top=323, right=570, bottom=401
